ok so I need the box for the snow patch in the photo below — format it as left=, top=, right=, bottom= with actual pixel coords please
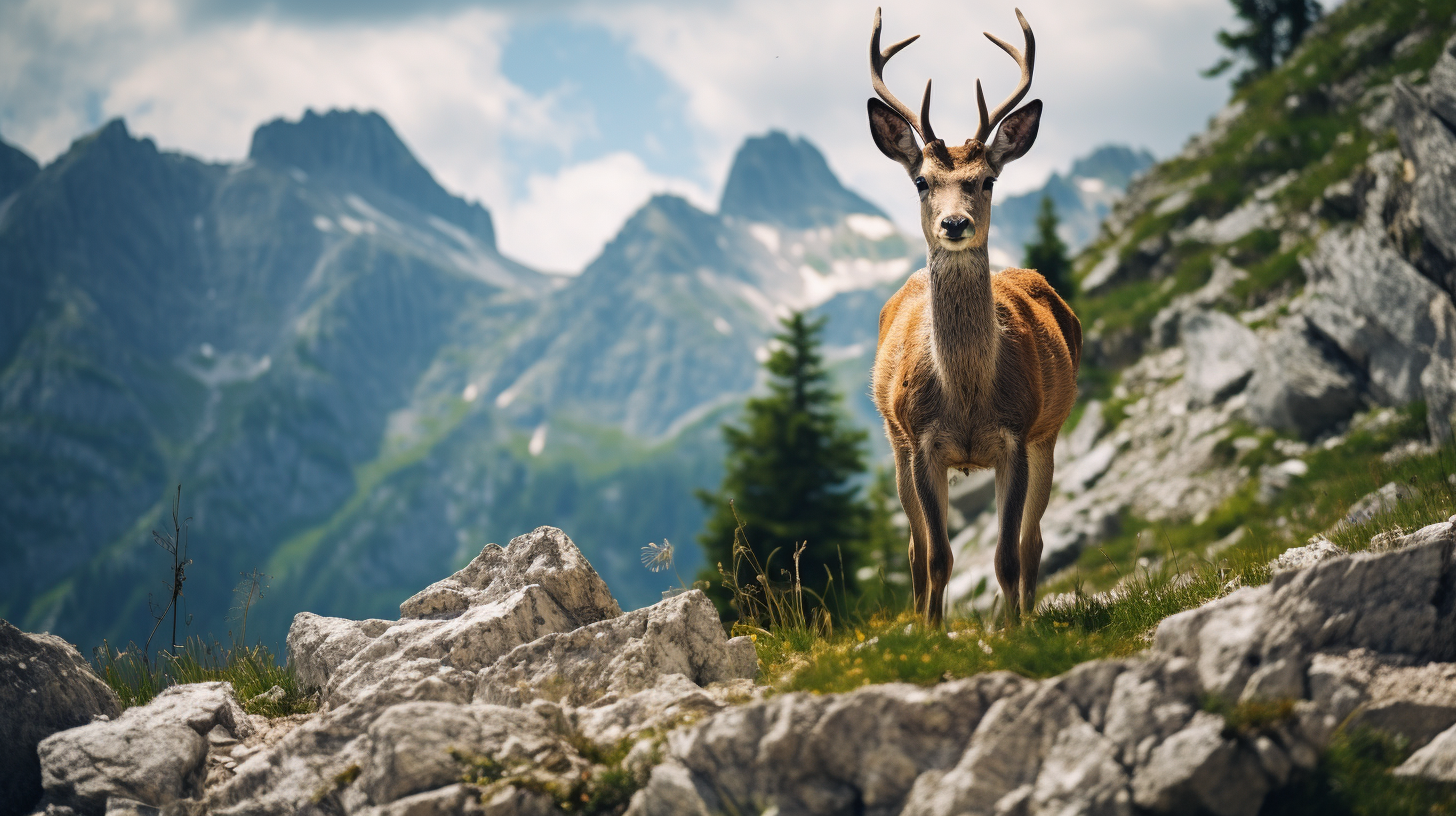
left=528, top=423, right=548, bottom=456
left=713, top=316, right=733, bottom=335
left=313, top=215, right=334, bottom=232
left=462, top=383, right=479, bottom=402
left=845, top=214, right=897, bottom=241
left=748, top=223, right=780, bottom=254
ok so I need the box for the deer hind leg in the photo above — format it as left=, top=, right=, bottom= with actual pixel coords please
left=1018, top=439, right=1056, bottom=615
left=910, top=441, right=952, bottom=626
left=893, top=445, right=930, bottom=615
left=993, top=437, right=1031, bottom=625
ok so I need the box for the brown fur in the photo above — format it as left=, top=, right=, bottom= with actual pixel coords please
left=869, top=140, right=1081, bottom=626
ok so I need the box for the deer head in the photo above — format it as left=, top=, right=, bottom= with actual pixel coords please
left=866, top=8, right=1042, bottom=253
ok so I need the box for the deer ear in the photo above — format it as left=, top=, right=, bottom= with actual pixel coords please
left=868, top=98, right=923, bottom=175
left=987, top=99, right=1041, bottom=171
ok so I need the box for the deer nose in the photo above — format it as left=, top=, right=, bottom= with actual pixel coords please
left=941, top=216, right=971, bottom=239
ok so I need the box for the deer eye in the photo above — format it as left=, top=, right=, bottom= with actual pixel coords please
left=914, top=176, right=929, bottom=194
left=983, top=177, right=997, bottom=192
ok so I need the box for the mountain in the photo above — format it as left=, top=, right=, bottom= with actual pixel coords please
left=0, top=137, right=39, bottom=201
left=987, top=144, right=1155, bottom=268
left=0, top=116, right=924, bottom=652
left=0, top=113, right=548, bottom=649
left=719, top=131, right=887, bottom=228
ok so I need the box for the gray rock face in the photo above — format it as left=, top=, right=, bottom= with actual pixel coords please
left=286, top=615, right=393, bottom=691
left=398, top=527, right=621, bottom=626
left=37, top=682, right=251, bottom=816
left=631, top=521, right=1456, bottom=815
left=1397, top=722, right=1456, bottom=782
left=476, top=590, right=756, bottom=706
left=1242, top=317, right=1362, bottom=439
left=203, top=536, right=756, bottom=815
left=0, top=621, right=120, bottom=816
left=1392, top=34, right=1456, bottom=299
left=1181, top=310, right=1260, bottom=407
left=1301, top=224, right=1456, bottom=441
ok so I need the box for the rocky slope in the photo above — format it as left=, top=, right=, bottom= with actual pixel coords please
left=8, top=517, right=1456, bottom=816
left=944, top=3, right=1456, bottom=607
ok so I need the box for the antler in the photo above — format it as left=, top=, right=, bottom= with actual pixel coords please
left=870, top=7, right=936, bottom=145
left=973, top=9, right=1036, bottom=144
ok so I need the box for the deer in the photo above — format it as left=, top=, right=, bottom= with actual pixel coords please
left=866, top=7, right=1082, bottom=627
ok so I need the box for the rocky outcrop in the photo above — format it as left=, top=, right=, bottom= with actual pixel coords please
left=0, top=622, right=120, bottom=816
left=286, top=526, right=623, bottom=705
left=202, top=528, right=755, bottom=815
left=630, top=520, right=1456, bottom=815
left=36, top=682, right=251, bottom=815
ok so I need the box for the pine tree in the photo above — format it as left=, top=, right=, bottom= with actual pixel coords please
left=697, top=312, right=870, bottom=619
left=1204, top=0, right=1323, bottom=87
left=1023, top=195, right=1073, bottom=302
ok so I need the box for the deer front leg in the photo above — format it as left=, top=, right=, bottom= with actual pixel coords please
left=910, top=442, right=952, bottom=626
left=993, top=438, right=1030, bottom=625
left=893, top=445, right=930, bottom=613
left=1018, top=439, right=1056, bottom=614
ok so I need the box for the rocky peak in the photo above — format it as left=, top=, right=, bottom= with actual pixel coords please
left=248, top=109, right=496, bottom=247
left=0, top=136, right=39, bottom=201
left=719, top=130, right=886, bottom=228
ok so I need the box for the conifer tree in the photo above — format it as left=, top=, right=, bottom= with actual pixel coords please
left=697, top=312, right=869, bottom=618
left=1023, top=195, right=1073, bottom=302
left=1204, top=0, right=1323, bottom=86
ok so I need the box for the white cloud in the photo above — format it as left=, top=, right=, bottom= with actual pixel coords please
left=494, top=151, right=710, bottom=273
left=596, top=0, right=1239, bottom=232
left=1, top=0, right=1245, bottom=271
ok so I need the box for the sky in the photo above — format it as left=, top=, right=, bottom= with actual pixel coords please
left=0, top=0, right=1244, bottom=274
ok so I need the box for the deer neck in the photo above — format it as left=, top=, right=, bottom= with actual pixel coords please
left=926, top=244, right=999, bottom=399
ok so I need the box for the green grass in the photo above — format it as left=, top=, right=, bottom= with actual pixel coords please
left=451, top=736, right=655, bottom=816
left=748, top=403, right=1454, bottom=696
left=93, top=636, right=316, bottom=718
left=1049, top=404, right=1456, bottom=592
left=1261, top=729, right=1456, bottom=815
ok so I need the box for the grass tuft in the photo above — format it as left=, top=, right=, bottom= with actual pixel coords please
left=93, top=636, right=315, bottom=718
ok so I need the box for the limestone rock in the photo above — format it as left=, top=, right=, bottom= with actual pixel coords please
left=475, top=590, right=756, bottom=706
left=1181, top=310, right=1259, bottom=407
left=1395, top=721, right=1456, bottom=782
left=630, top=673, right=1031, bottom=816
left=1130, top=711, right=1268, bottom=816
left=1242, top=316, right=1362, bottom=439
left=1269, top=537, right=1346, bottom=574
left=286, top=614, right=394, bottom=691
left=0, top=621, right=120, bottom=816
left=1339, top=481, right=1417, bottom=529
left=1154, top=520, right=1456, bottom=701
left=323, top=584, right=577, bottom=706
left=37, top=683, right=250, bottom=816
left=397, top=527, right=620, bottom=626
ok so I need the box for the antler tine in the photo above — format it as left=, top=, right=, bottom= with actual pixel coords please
left=870, top=7, right=937, bottom=144
left=973, top=8, right=1035, bottom=143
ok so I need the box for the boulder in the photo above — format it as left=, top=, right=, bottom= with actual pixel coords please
left=630, top=673, right=1033, bottom=816
left=398, top=526, right=620, bottom=626
left=323, top=584, right=577, bottom=706
left=1181, top=310, right=1260, bottom=407
left=286, top=614, right=393, bottom=691
left=1338, top=480, right=1417, bottom=529
left=1269, top=537, right=1346, bottom=574
left=1242, top=316, right=1362, bottom=439
left=1396, top=721, right=1456, bottom=782
left=1154, top=521, right=1456, bottom=702
left=475, top=590, right=756, bottom=706
left=0, top=621, right=120, bottom=816
left=1392, top=35, right=1456, bottom=297
left=1300, top=225, right=1456, bottom=440
left=37, top=682, right=251, bottom=816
